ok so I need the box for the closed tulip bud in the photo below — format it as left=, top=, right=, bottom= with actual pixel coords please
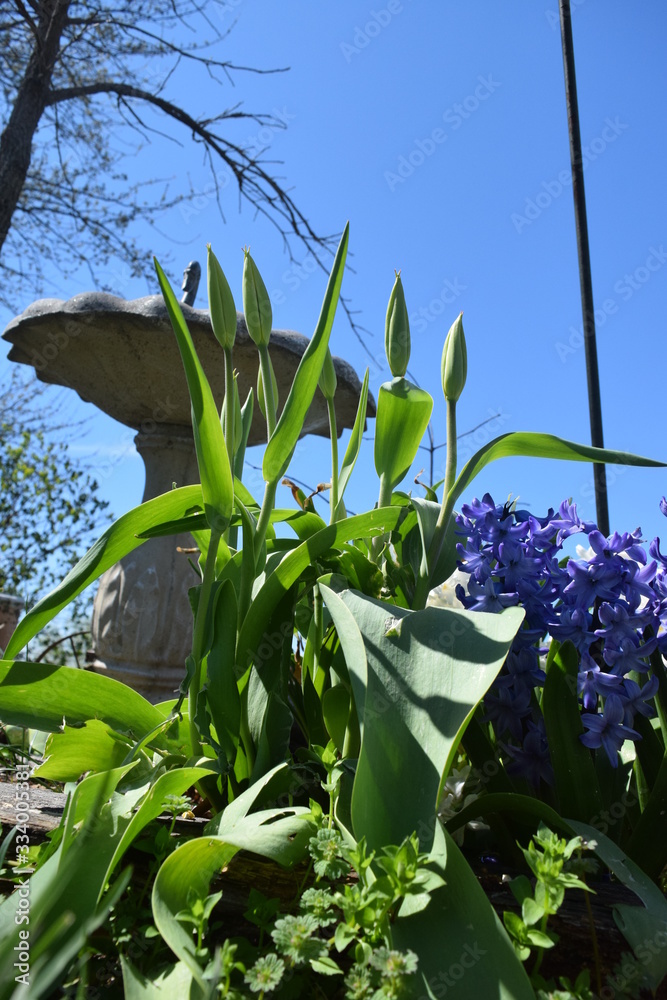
left=207, top=245, right=237, bottom=350
left=441, top=312, right=467, bottom=402
left=242, top=247, right=272, bottom=347
left=385, top=270, right=410, bottom=378
left=257, top=359, right=279, bottom=420
left=319, top=348, right=337, bottom=401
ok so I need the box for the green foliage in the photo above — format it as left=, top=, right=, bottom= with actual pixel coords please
left=501, top=824, right=600, bottom=999
left=0, top=371, right=111, bottom=657
left=154, top=257, right=234, bottom=534
left=503, top=825, right=592, bottom=968
left=373, top=376, right=433, bottom=497
left=1, top=231, right=665, bottom=998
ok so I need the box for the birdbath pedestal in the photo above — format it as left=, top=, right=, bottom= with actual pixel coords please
left=3, top=291, right=374, bottom=702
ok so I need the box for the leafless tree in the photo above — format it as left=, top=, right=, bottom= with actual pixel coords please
left=0, top=0, right=355, bottom=323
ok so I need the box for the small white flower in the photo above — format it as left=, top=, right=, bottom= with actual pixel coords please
left=427, top=568, right=470, bottom=610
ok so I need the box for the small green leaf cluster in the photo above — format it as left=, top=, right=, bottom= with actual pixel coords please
left=136, top=809, right=429, bottom=999
left=534, top=969, right=594, bottom=1000
left=176, top=887, right=224, bottom=955
left=503, top=824, right=594, bottom=991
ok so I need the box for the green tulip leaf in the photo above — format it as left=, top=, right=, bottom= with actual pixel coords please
left=237, top=506, right=403, bottom=672
left=155, top=257, right=234, bottom=531
left=568, top=821, right=667, bottom=990
left=5, top=485, right=205, bottom=659
left=319, top=587, right=531, bottom=995
left=262, top=223, right=349, bottom=483
left=0, top=660, right=176, bottom=748
left=394, top=823, right=534, bottom=999
left=542, top=640, right=604, bottom=822
left=374, top=377, right=433, bottom=491
left=320, top=586, right=524, bottom=849
left=450, top=431, right=665, bottom=510
left=153, top=764, right=312, bottom=985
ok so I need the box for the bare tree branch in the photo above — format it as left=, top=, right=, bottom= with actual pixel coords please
left=0, top=0, right=371, bottom=354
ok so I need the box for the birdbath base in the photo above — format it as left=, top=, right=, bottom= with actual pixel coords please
left=87, top=427, right=200, bottom=703
left=3, top=292, right=374, bottom=702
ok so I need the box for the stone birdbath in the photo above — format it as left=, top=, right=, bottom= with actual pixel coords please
left=3, top=279, right=375, bottom=702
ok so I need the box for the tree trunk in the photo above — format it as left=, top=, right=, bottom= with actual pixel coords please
left=0, top=0, right=70, bottom=257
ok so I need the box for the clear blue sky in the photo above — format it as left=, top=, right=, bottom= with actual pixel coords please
left=2, top=1, right=666, bottom=549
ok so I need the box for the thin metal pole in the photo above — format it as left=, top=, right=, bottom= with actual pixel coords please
left=558, top=0, right=610, bottom=536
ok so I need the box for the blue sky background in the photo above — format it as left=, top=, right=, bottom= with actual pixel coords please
left=2, top=1, right=666, bottom=554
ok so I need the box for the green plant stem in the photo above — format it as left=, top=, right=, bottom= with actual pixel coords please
left=530, top=912, right=550, bottom=980
left=120, top=714, right=178, bottom=767
left=412, top=491, right=456, bottom=610
left=222, top=348, right=235, bottom=547
left=412, top=402, right=458, bottom=609
left=223, top=347, right=235, bottom=465
left=253, top=478, right=278, bottom=572
left=371, top=473, right=394, bottom=560
left=188, top=528, right=221, bottom=757
left=327, top=397, right=339, bottom=524
left=258, top=343, right=277, bottom=439
left=443, top=398, right=457, bottom=500
left=312, top=583, right=323, bottom=680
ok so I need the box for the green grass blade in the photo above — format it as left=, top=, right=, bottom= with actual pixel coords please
left=262, top=223, right=349, bottom=483
left=5, top=485, right=204, bottom=658
left=154, top=257, right=234, bottom=531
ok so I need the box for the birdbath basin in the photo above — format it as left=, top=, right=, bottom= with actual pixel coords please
left=3, top=291, right=375, bottom=701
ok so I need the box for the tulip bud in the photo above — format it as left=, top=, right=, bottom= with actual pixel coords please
left=242, top=247, right=272, bottom=347
left=441, top=312, right=467, bottom=402
left=319, top=348, right=337, bottom=401
left=257, top=359, right=279, bottom=420
left=207, top=245, right=237, bottom=350
left=385, top=271, right=410, bottom=378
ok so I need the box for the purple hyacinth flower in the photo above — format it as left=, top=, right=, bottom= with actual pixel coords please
left=504, top=721, right=554, bottom=787
left=455, top=577, right=519, bottom=614
left=459, top=493, right=499, bottom=520
left=505, top=646, right=546, bottom=690
left=660, top=497, right=667, bottom=518
left=496, top=540, right=544, bottom=589
left=577, top=656, right=622, bottom=711
left=563, top=557, right=625, bottom=609
left=649, top=536, right=667, bottom=570
left=455, top=535, right=492, bottom=582
left=620, top=675, right=659, bottom=725
left=595, top=601, right=646, bottom=647
left=484, top=684, right=532, bottom=741
left=545, top=606, right=594, bottom=653
left=580, top=695, right=640, bottom=767
left=542, top=499, right=594, bottom=548
left=622, top=558, right=658, bottom=611
left=603, top=635, right=657, bottom=676
left=588, top=527, right=646, bottom=564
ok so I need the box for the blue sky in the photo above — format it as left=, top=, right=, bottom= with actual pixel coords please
left=2, top=1, right=667, bottom=551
